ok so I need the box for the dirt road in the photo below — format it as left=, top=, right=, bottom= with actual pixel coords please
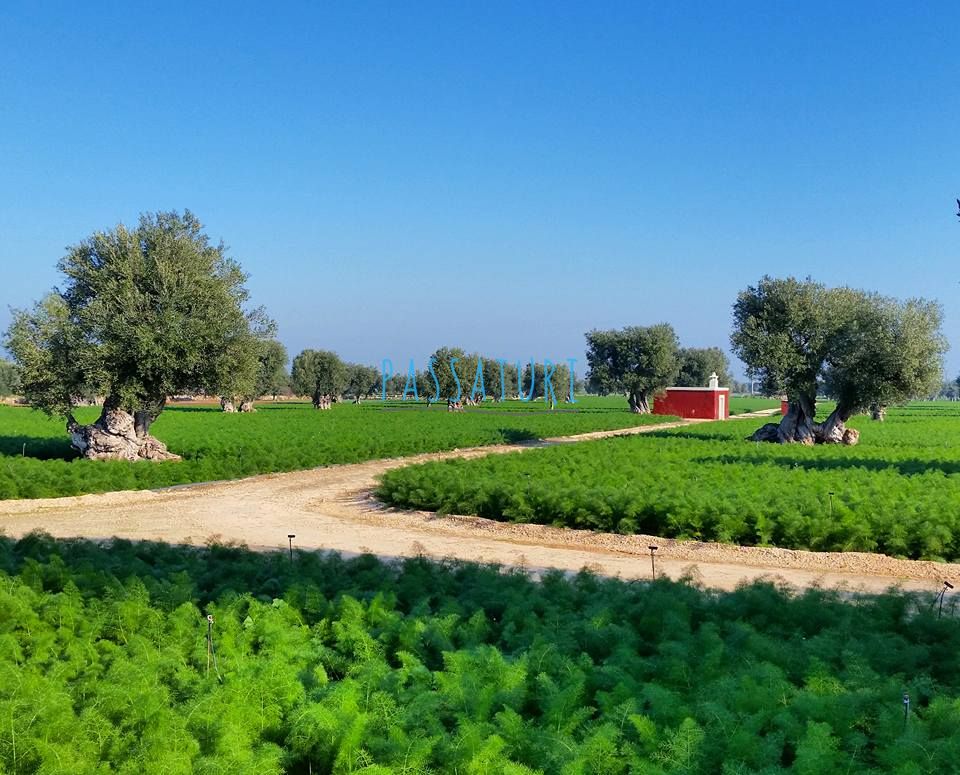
left=2, top=411, right=956, bottom=596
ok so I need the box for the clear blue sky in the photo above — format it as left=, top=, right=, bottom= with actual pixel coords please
left=1, top=2, right=957, bottom=380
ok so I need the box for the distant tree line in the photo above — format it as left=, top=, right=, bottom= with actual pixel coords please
left=287, top=346, right=584, bottom=408
left=935, top=375, right=960, bottom=400
left=414, top=348, right=579, bottom=403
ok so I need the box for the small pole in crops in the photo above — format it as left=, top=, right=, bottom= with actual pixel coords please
left=206, top=614, right=222, bottom=682
left=903, top=692, right=910, bottom=727
left=288, top=534, right=296, bottom=563
left=648, top=545, right=658, bottom=580
left=22, top=443, right=26, bottom=457
left=828, top=491, right=834, bottom=518
left=936, top=580, right=954, bottom=619
left=206, top=614, right=213, bottom=676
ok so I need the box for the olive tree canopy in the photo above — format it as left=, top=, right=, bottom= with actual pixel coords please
left=585, top=324, right=680, bottom=413
left=521, top=361, right=572, bottom=402
left=427, top=347, right=467, bottom=401
left=220, top=338, right=290, bottom=412
left=345, top=363, right=380, bottom=400
left=291, top=349, right=347, bottom=407
left=256, top=340, right=290, bottom=401
left=732, top=276, right=945, bottom=444
left=676, top=347, right=732, bottom=388
left=4, top=210, right=273, bottom=460
left=0, top=359, right=19, bottom=397
left=423, top=348, right=524, bottom=403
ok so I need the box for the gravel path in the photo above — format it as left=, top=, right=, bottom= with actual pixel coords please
left=2, top=409, right=955, bottom=595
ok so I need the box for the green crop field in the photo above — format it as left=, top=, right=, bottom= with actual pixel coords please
left=378, top=403, right=960, bottom=561
left=727, top=396, right=783, bottom=415
left=3, top=532, right=959, bottom=774
left=0, top=399, right=676, bottom=500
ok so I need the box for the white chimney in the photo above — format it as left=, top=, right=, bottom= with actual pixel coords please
left=708, top=372, right=719, bottom=389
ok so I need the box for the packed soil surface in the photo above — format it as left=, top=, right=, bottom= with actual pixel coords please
left=2, top=409, right=956, bottom=595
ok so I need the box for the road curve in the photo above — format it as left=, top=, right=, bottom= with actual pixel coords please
left=2, top=410, right=955, bottom=596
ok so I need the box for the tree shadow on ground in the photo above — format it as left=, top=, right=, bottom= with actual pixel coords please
left=0, top=530, right=541, bottom=615
left=0, top=434, right=77, bottom=461
left=638, top=429, right=748, bottom=443
left=500, top=428, right=539, bottom=443
left=693, top=454, right=960, bottom=477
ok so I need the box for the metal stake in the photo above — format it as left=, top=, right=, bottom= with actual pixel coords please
left=288, top=534, right=296, bottom=563
left=206, top=614, right=222, bottom=682
left=648, top=545, right=658, bottom=580
left=206, top=614, right=213, bottom=677
left=903, top=692, right=910, bottom=727
left=938, top=581, right=953, bottom=619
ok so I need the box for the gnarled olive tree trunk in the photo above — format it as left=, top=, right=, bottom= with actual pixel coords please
left=750, top=397, right=860, bottom=446
left=67, top=398, right=180, bottom=461
left=312, top=392, right=332, bottom=410
left=220, top=397, right=256, bottom=412
left=752, top=395, right=818, bottom=444
left=627, top=391, right=650, bottom=414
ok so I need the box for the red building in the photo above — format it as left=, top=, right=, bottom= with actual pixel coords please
left=652, top=374, right=730, bottom=420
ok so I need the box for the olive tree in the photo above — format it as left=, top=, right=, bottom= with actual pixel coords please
left=0, top=359, right=19, bottom=397
left=423, top=348, right=526, bottom=402
left=5, top=211, right=272, bottom=460
left=221, top=338, right=288, bottom=411
left=521, top=361, right=573, bottom=402
left=387, top=372, right=408, bottom=397
left=732, top=276, right=945, bottom=444
left=345, top=363, right=380, bottom=400
left=256, top=340, right=290, bottom=401
left=676, top=347, right=731, bottom=387
left=585, top=324, right=680, bottom=413
left=822, top=294, right=945, bottom=427
left=291, top=349, right=347, bottom=407
left=427, top=346, right=467, bottom=401
left=487, top=357, right=519, bottom=400
left=455, top=352, right=502, bottom=401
